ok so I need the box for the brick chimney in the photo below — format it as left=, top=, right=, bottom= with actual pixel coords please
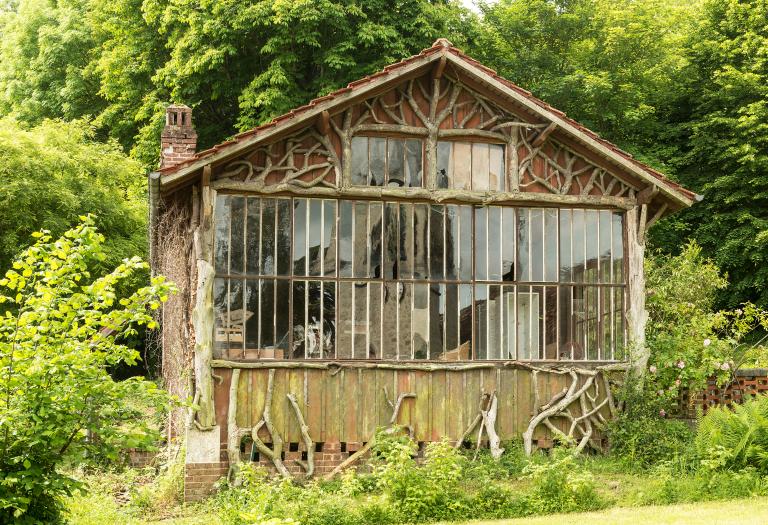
left=160, top=104, right=197, bottom=168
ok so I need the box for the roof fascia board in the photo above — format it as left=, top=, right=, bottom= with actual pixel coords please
left=442, top=53, right=694, bottom=207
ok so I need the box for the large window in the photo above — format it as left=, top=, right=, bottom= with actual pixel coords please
left=213, top=195, right=625, bottom=362
left=351, top=136, right=423, bottom=187
left=437, top=141, right=505, bottom=191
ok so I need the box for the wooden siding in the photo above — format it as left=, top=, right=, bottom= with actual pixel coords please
left=221, top=365, right=613, bottom=447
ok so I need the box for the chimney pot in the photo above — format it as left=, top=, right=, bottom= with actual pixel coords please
left=160, top=104, right=197, bottom=169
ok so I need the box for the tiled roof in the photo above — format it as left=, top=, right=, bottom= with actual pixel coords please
left=157, top=38, right=695, bottom=202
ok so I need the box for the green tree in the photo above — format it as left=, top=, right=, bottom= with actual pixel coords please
left=0, top=118, right=146, bottom=274
left=651, top=0, right=768, bottom=308
left=0, top=217, right=173, bottom=523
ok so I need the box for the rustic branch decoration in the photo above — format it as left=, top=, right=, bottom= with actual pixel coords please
left=522, top=365, right=623, bottom=455
left=456, top=392, right=504, bottom=460
left=218, top=128, right=340, bottom=189
left=287, top=392, right=315, bottom=477
left=249, top=369, right=291, bottom=478
left=324, top=388, right=416, bottom=479
left=518, top=132, right=634, bottom=197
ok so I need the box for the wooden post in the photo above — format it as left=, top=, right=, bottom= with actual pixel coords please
left=191, top=165, right=216, bottom=429
left=626, top=204, right=649, bottom=379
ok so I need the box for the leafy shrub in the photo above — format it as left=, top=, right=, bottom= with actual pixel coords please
left=645, top=243, right=768, bottom=401
left=0, top=217, right=173, bottom=523
left=696, top=395, right=768, bottom=473
left=522, top=449, right=608, bottom=514
left=608, top=380, right=695, bottom=469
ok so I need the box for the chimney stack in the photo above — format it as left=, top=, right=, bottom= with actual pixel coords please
left=160, top=104, right=197, bottom=168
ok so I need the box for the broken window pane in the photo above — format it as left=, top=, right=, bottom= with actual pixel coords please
left=246, top=198, right=260, bottom=275
left=387, top=138, right=405, bottom=187
left=370, top=137, right=386, bottom=186
left=276, top=199, right=292, bottom=276
left=472, top=143, right=490, bottom=191
left=475, top=206, right=488, bottom=281
left=307, top=199, right=323, bottom=277
left=322, top=200, right=337, bottom=277
left=405, top=139, right=423, bottom=187
left=351, top=136, right=369, bottom=185
left=214, top=195, right=231, bottom=273
left=488, top=207, right=502, bottom=281
left=413, top=203, right=429, bottom=279
left=453, top=142, right=471, bottom=190
left=489, top=144, right=504, bottom=191
left=338, top=200, right=353, bottom=277
left=436, top=141, right=451, bottom=189
left=293, top=199, right=307, bottom=276
left=429, top=205, right=444, bottom=280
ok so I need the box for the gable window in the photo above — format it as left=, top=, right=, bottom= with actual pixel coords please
left=213, top=194, right=626, bottom=362
left=437, top=141, right=505, bottom=191
left=351, top=136, right=423, bottom=187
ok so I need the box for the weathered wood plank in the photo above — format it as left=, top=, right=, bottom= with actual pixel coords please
left=430, top=370, right=447, bottom=441
left=413, top=370, right=431, bottom=441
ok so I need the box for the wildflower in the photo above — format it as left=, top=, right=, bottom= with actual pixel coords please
left=675, top=379, right=681, bottom=386
left=703, top=339, right=711, bottom=347
left=649, top=365, right=657, bottom=373
left=659, top=409, right=667, bottom=417
left=657, top=390, right=664, bottom=396
left=677, top=360, right=685, bottom=369
left=720, top=362, right=730, bottom=371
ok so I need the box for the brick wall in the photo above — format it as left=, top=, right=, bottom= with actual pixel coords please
left=184, top=462, right=229, bottom=502
left=679, top=369, right=768, bottom=417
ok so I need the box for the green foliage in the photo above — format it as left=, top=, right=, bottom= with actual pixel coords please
left=0, top=118, right=146, bottom=276
left=645, top=243, right=768, bottom=399
left=607, top=378, right=696, bottom=470
left=522, top=448, right=607, bottom=514
left=0, top=217, right=174, bottom=523
left=696, top=396, right=768, bottom=474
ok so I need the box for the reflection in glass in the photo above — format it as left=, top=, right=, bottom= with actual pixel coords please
left=351, top=136, right=368, bottom=185
left=405, top=139, right=423, bottom=187
left=475, top=207, right=487, bottom=280
left=307, top=199, right=322, bottom=276
left=544, top=209, right=558, bottom=282
left=370, top=137, right=386, bottom=186
left=338, top=201, right=353, bottom=277
left=388, top=139, right=404, bottom=186
left=436, top=141, right=451, bottom=189
left=214, top=195, right=231, bottom=273
left=246, top=198, right=260, bottom=275
left=472, top=143, right=490, bottom=191
left=516, top=208, right=529, bottom=281
left=293, top=199, right=307, bottom=275
left=453, top=142, right=471, bottom=190
left=502, top=208, right=515, bottom=281
left=276, top=199, right=292, bottom=275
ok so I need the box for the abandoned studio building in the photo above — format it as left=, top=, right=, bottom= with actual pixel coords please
left=148, top=39, right=695, bottom=500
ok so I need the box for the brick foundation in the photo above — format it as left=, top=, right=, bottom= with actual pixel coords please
left=680, top=369, right=768, bottom=417
left=184, top=462, right=229, bottom=501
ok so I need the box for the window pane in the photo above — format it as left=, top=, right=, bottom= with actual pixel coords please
left=558, top=286, right=576, bottom=360
left=559, top=209, right=572, bottom=282
left=215, top=279, right=243, bottom=359
left=585, top=210, right=599, bottom=283
left=387, top=138, right=404, bottom=187
left=383, top=202, right=398, bottom=279
left=228, top=195, right=244, bottom=275
left=306, top=281, right=323, bottom=358
left=614, top=287, right=625, bottom=359
left=475, top=284, right=489, bottom=359
left=293, top=199, right=307, bottom=276
left=275, top=279, right=290, bottom=353
left=517, top=285, right=539, bottom=360
left=276, top=199, right=292, bottom=276
left=213, top=277, right=229, bottom=357
left=490, top=144, right=504, bottom=191
left=475, top=207, right=488, bottom=280
left=488, top=207, right=502, bottom=281
left=459, top=205, right=473, bottom=281
left=260, top=279, right=276, bottom=355
left=214, top=195, right=231, bottom=273
left=413, top=203, right=429, bottom=279
left=337, top=281, right=353, bottom=358
left=291, top=280, right=306, bottom=358
left=516, top=208, right=530, bottom=281
left=544, top=209, right=558, bottom=282
left=429, top=284, right=445, bottom=360
left=453, top=142, right=471, bottom=190
left=351, top=136, right=369, bottom=185
left=430, top=205, right=444, bottom=280
left=436, top=141, right=451, bottom=189
left=459, top=284, right=473, bottom=359
left=321, top=281, right=336, bottom=358
left=353, top=282, right=368, bottom=359
left=612, top=212, right=624, bottom=284
left=585, top=285, right=599, bottom=360
left=353, top=201, right=369, bottom=278
left=572, top=209, right=585, bottom=282
left=370, top=203, right=383, bottom=279
left=544, top=286, right=558, bottom=359
left=246, top=198, right=260, bottom=275
left=370, top=137, right=386, bottom=186
left=413, top=283, right=429, bottom=359
left=260, top=199, right=275, bottom=275
left=322, top=200, right=336, bottom=277
left=368, top=282, right=382, bottom=359
left=399, top=203, right=413, bottom=279
left=472, top=143, right=490, bottom=191
left=244, top=279, right=259, bottom=358
left=382, top=282, right=399, bottom=359
left=502, top=208, right=515, bottom=281
left=502, top=286, right=515, bottom=359
left=307, top=199, right=323, bottom=276
left=338, top=200, right=353, bottom=277
left=599, top=210, right=612, bottom=283
left=444, top=284, right=460, bottom=360
left=530, top=209, right=544, bottom=282
left=399, top=283, right=413, bottom=359
left=445, top=205, right=459, bottom=280
left=405, top=139, right=423, bottom=187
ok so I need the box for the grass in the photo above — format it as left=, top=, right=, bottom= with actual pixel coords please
left=452, top=497, right=768, bottom=524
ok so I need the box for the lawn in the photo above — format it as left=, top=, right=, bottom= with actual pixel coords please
left=449, top=498, right=768, bottom=525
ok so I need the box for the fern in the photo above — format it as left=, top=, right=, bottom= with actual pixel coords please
left=696, top=395, right=768, bottom=472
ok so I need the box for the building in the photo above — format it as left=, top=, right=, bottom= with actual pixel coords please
left=149, top=39, right=696, bottom=500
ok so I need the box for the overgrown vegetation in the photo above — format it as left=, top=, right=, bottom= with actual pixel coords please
left=0, top=218, right=173, bottom=523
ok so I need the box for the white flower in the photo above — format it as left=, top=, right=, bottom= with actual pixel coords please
left=649, top=365, right=657, bottom=373
left=721, top=362, right=730, bottom=371
left=703, top=338, right=711, bottom=347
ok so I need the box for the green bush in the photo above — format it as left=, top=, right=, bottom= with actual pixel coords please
left=522, top=449, right=608, bottom=514
left=607, top=379, right=695, bottom=470
left=696, top=395, right=768, bottom=473
left=0, top=218, right=173, bottom=524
